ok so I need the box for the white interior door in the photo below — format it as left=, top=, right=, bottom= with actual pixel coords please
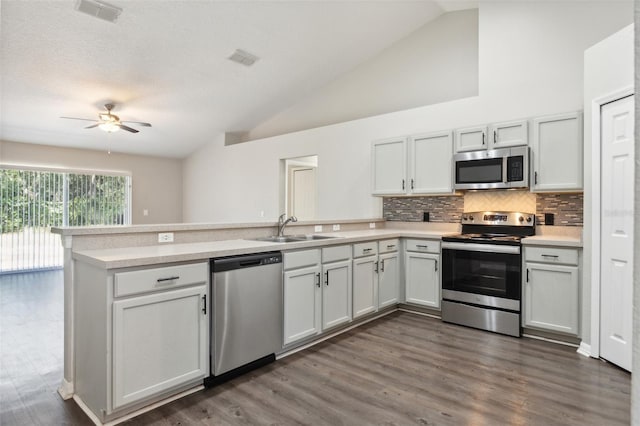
left=290, top=167, right=316, bottom=220
left=599, top=94, right=634, bottom=372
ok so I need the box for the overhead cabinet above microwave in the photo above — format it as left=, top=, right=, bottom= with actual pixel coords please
left=455, top=119, right=528, bottom=153
left=371, top=131, right=454, bottom=196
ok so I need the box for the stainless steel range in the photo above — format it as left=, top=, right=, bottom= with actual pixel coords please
left=441, top=211, right=535, bottom=337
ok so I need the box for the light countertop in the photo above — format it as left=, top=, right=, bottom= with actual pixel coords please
left=521, top=235, right=582, bottom=248
left=73, top=229, right=456, bottom=269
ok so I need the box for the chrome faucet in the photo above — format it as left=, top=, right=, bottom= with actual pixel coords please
left=278, top=214, right=298, bottom=237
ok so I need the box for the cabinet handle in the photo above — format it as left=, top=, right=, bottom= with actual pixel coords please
left=157, top=276, right=179, bottom=283
left=494, top=130, right=497, bottom=144
left=363, top=248, right=372, bottom=253
left=381, top=259, right=385, bottom=272
left=202, top=295, right=207, bottom=315
left=541, top=254, right=559, bottom=259
left=416, top=245, right=429, bottom=249
left=316, top=272, right=321, bottom=288
left=374, top=261, right=379, bottom=274
left=386, top=244, right=395, bottom=249
left=402, top=179, right=405, bottom=190
left=411, top=179, right=414, bottom=190
left=482, top=132, right=485, bottom=145
left=526, top=269, right=529, bottom=282
left=435, top=260, right=438, bottom=272
left=534, top=171, right=538, bottom=185
left=325, top=271, right=329, bottom=286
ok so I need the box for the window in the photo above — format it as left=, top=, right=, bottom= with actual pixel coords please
left=0, top=168, right=131, bottom=273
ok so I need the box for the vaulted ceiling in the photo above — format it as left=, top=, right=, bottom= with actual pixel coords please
left=0, top=0, right=474, bottom=158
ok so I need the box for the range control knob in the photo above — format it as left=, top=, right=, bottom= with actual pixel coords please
left=462, top=216, right=468, bottom=221
left=518, top=216, right=524, bottom=222
left=526, top=216, right=533, bottom=223
left=469, top=216, right=474, bottom=221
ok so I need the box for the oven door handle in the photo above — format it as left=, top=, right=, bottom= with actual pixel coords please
left=441, top=241, right=520, bottom=255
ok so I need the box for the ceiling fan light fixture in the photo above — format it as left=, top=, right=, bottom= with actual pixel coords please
left=99, top=121, right=120, bottom=132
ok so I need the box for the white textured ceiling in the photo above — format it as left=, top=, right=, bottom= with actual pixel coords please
left=0, top=0, right=454, bottom=158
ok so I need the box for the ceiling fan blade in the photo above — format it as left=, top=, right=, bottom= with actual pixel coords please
left=118, top=124, right=139, bottom=133
left=121, top=120, right=152, bottom=127
left=60, top=116, right=99, bottom=122
left=84, top=124, right=100, bottom=129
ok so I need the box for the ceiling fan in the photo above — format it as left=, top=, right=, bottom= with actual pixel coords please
left=60, top=103, right=151, bottom=133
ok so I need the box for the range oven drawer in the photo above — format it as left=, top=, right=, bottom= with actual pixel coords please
left=442, top=300, right=520, bottom=337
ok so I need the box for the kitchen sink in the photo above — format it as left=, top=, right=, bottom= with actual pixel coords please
left=251, top=234, right=338, bottom=243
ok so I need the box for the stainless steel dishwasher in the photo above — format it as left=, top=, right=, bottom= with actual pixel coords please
left=205, top=251, right=283, bottom=386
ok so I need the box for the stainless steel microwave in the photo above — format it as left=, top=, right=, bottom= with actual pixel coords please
left=453, top=146, right=529, bottom=190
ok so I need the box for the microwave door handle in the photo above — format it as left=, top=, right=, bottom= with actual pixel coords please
left=503, top=156, right=508, bottom=184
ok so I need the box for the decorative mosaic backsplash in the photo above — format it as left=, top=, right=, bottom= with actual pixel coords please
left=535, top=193, right=583, bottom=226
left=383, top=192, right=583, bottom=226
left=383, top=196, right=464, bottom=222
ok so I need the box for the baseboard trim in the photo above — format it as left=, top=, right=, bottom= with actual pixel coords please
left=522, top=332, right=579, bottom=348
left=576, top=342, right=592, bottom=358
left=73, top=385, right=204, bottom=426
left=57, top=379, right=74, bottom=400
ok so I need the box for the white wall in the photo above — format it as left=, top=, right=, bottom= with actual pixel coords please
left=1, top=140, right=183, bottom=224
left=583, top=24, right=634, bottom=350
left=246, top=9, right=479, bottom=141
left=183, top=1, right=632, bottom=224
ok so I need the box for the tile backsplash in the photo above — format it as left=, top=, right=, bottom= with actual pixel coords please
left=383, top=196, right=464, bottom=223
left=383, top=192, right=583, bottom=226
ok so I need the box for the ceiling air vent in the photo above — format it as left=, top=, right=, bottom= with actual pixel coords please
left=228, top=49, right=260, bottom=67
left=75, top=0, right=122, bottom=23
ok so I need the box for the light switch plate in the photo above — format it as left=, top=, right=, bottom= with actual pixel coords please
left=314, top=225, right=323, bottom=232
left=332, top=224, right=340, bottom=231
left=158, top=232, right=174, bottom=243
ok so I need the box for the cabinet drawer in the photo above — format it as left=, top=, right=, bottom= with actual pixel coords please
left=284, top=249, right=321, bottom=270
left=353, top=242, right=378, bottom=258
left=405, top=239, right=440, bottom=254
left=322, top=245, right=351, bottom=263
left=525, top=246, right=578, bottom=265
left=378, top=239, right=399, bottom=254
left=114, top=262, right=208, bottom=298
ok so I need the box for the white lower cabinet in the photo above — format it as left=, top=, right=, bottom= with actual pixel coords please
left=112, top=285, right=208, bottom=409
left=283, top=249, right=322, bottom=346
left=283, top=265, right=322, bottom=345
left=322, top=259, right=352, bottom=330
left=405, top=239, right=440, bottom=309
left=523, top=246, right=580, bottom=336
left=378, top=249, right=399, bottom=309
left=353, top=255, right=378, bottom=318
left=73, top=261, right=209, bottom=422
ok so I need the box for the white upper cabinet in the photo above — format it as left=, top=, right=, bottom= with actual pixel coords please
left=372, top=132, right=454, bottom=196
left=409, top=131, right=454, bottom=195
left=371, top=137, right=407, bottom=195
left=531, top=111, right=583, bottom=192
left=454, top=125, right=488, bottom=152
left=489, top=119, right=528, bottom=149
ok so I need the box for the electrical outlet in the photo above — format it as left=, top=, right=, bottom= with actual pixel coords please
left=158, top=232, right=174, bottom=243
left=332, top=224, right=340, bottom=231
left=314, top=225, right=323, bottom=232
left=143, top=209, right=149, bottom=216
left=369, top=222, right=376, bottom=229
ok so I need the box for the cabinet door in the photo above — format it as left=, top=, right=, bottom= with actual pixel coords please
left=378, top=252, right=399, bottom=309
left=531, top=111, right=583, bottom=191
left=405, top=252, right=440, bottom=309
left=454, top=126, right=487, bottom=152
left=371, top=137, right=407, bottom=195
left=112, top=285, right=208, bottom=410
left=409, top=131, right=453, bottom=194
left=489, top=119, right=528, bottom=149
left=283, top=265, right=322, bottom=345
left=523, top=263, right=579, bottom=335
left=322, top=260, right=352, bottom=330
left=353, top=256, right=378, bottom=319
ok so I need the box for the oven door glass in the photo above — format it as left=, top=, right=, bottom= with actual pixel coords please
left=442, top=248, right=521, bottom=300
left=456, top=158, right=503, bottom=184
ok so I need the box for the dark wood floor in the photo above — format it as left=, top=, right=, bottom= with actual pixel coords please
left=0, top=271, right=631, bottom=426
